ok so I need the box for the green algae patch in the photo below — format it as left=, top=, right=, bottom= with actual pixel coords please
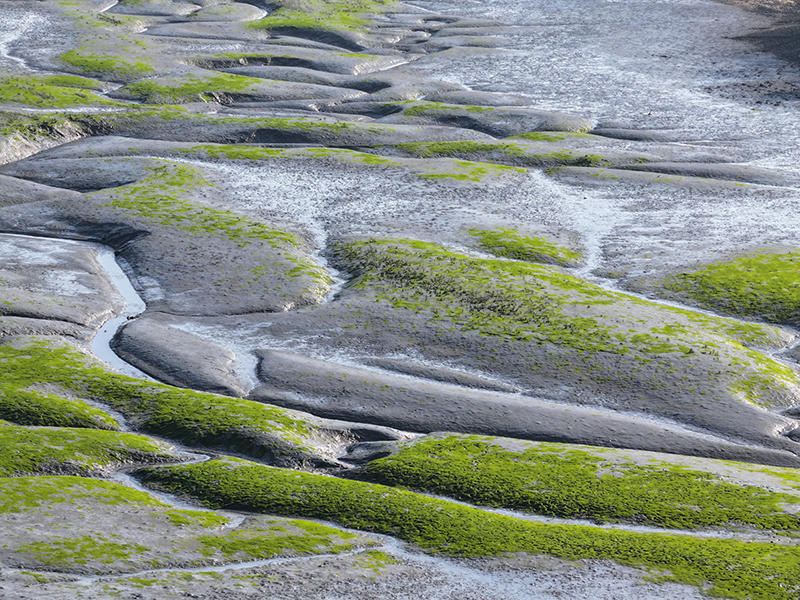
left=664, top=252, right=800, bottom=324
left=336, top=238, right=608, bottom=352
left=0, top=475, right=166, bottom=513
left=197, top=520, right=356, bottom=560
left=38, top=75, right=106, bottom=91
left=121, top=73, right=266, bottom=104
left=335, top=238, right=770, bottom=353
left=0, top=338, right=328, bottom=465
left=401, top=101, right=494, bottom=118
left=417, top=159, right=526, bottom=182
left=139, top=457, right=800, bottom=600
left=59, top=50, right=154, bottom=79
left=510, top=132, right=571, bottom=142
left=19, top=535, right=149, bottom=567
left=164, top=509, right=229, bottom=528
left=180, top=144, right=403, bottom=168
left=0, top=387, right=118, bottom=430
left=183, top=144, right=287, bottom=161
left=0, top=76, right=122, bottom=108
left=249, top=0, right=395, bottom=33
left=353, top=549, right=400, bottom=573
left=469, top=227, right=583, bottom=267
left=0, top=423, right=176, bottom=476
left=0, top=111, right=79, bottom=138
left=392, top=140, right=609, bottom=169
left=361, top=435, right=800, bottom=531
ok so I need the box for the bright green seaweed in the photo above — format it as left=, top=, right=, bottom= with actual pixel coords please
left=0, top=422, right=174, bottom=476
left=665, top=252, right=800, bottom=323
left=361, top=435, right=800, bottom=531
left=59, top=50, right=154, bottom=78
left=248, top=0, right=395, bottom=32
left=393, top=140, right=609, bottom=168
left=20, top=535, right=150, bottom=566
left=0, top=475, right=166, bottom=513
left=469, top=227, right=583, bottom=266
left=0, top=76, right=121, bottom=108
left=197, top=520, right=356, bottom=559
left=122, top=74, right=265, bottom=104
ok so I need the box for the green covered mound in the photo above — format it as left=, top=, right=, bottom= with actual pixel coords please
left=0, top=422, right=178, bottom=476
left=118, top=73, right=279, bottom=104
left=0, top=337, right=335, bottom=466
left=248, top=0, right=397, bottom=32
left=335, top=237, right=785, bottom=352
left=664, top=251, right=800, bottom=324
left=359, top=434, right=800, bottom=531
left=0, top=386, right=119, bottom=430
left=469, top=227, right=583, bottom=266
left=0, top=76, right=119, bottom=108
left=139, top=457, right=800, bottom=600
left=390, top=140, right=613, bottom=168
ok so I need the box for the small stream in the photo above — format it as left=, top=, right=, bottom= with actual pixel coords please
left=90, top=250, right=151, bottom=380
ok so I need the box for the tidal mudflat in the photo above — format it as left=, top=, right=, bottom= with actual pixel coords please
left=2, top=0, right=800, bottom=598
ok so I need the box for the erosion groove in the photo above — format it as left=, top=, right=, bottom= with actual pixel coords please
left=1, top=0, right=800, bottom=598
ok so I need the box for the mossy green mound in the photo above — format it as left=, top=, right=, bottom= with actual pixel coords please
left=0, top=111, right=79, bottom=139
left=0, top=383, right=119, bottom=430
left=139, top=457, right=800, bottom=600
left=60, top=50, right=155, bottom=79
left=196, top=519, right=358, bottom=560
left=469, top=227, right=583, bottom=266
left=336, top=238, right=623, bottom=351
left=416, top=158, right=526, bottom=182
left=96, top=160, right=331, bottom=298
left=665, top=252, right=800, bottom=323
left=0, top=76, right=121, bottom=108
left=18, top=519, right=356, bottom=569
left=18, top=535, right=152, bottom=568
left=120, top=74, right=266, bottom=104
left=391, top=140, right=610, bottom=168
left=360, top=435, right=800, bottom=531
left=0, top=422, right=177, bottom=476
left=182, top=143, right=403, bottom=167
left=510, top=132, right=586, bottom=142
left=248, top=0, right=395, bottom=33
left=0, top=475, right=166, bottom=513
left=178, top=143, right=522, bottom=182
left=0, top=338, right=329, bottom=465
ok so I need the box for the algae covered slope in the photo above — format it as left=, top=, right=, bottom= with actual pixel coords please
left=357, top=433, right=800, bottom=531
left=660, top=250, right=800, bottom=325
left=0, top=422, right=182, bottom=476
left=0, top=157, right=332, bottom=316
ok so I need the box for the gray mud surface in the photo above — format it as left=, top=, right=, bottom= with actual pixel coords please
left=3, top=0, right=800, bottom=598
